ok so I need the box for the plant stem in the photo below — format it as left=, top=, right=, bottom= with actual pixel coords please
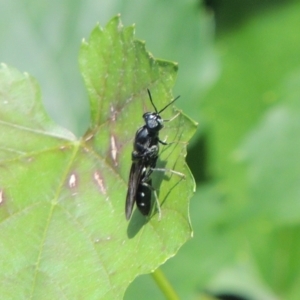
left=151, top=268, right=180, bottom=300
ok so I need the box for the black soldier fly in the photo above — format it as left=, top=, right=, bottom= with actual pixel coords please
left=136, top=178, right=152, bottom=216
left=125, top=89, right=182, bottom=220
left=135, top=170, right=157, bottom=216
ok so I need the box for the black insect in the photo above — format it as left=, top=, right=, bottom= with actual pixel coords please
left=125, top=89, right=180, bottom=220
left=135, top=170, right=154, bottom=216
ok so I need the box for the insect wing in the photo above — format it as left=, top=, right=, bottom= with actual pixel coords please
left=125, top=162, right=144, bottom=220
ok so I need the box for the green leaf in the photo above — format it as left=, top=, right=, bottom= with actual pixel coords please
left=184, top=2, right=300, bottom=299
left=240, top=74, right=300, bottom=224
left=120, top=0, right=217, bottom=119
left=1, top=1, right=214, bottom=138
left=0, top=16, right=196, bottom=299
left=236, top=72, right=300, bottom=298
left=202, top=1, right=300, bottom=183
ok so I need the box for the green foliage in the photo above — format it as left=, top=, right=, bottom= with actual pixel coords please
left=0, top=0, right=213, bottom=137
left=0, top=16, right=196, bottom=299
left=2, top=1, right=300, bottom=299
left=125, top=2, right=300, bottom=300
left=182, top=2, right=300, bottom=300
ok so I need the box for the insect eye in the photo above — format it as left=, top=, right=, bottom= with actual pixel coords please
left=147, top=119, right=158, bottom=129
left=143, top=112, right=151, bottom=119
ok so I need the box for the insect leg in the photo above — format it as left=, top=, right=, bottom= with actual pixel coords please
left=132, top=145, right=159, bottom=160
left=151, top=185, right=161, bottom=220
left=150, top=167, right=186, bottom=179
left=163, top=111, right=180, bottom=123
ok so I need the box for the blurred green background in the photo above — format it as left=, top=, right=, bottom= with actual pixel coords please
left=2, top=0, right=300, bottom=299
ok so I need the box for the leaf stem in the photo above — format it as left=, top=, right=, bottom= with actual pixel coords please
left=151, top=268, right=180, bottom=300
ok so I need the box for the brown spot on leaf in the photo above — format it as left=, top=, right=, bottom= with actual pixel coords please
left=0, top=189, right=4, bottom=205
left=93, top=171, right=107, bottom=195
left=84, top=132, right=94, bottom=142
left=110, top=104, right=117, bottom=122
left=110, top=135, right=118, bottom=166
left=68, top=173, right=77, bottom=188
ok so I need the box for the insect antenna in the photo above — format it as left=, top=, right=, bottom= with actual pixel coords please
left=147, top=89, right=180, bottom=114
left=147, top=89, right=158, bottom=113
left=158, top=95, right=180, bottom=114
